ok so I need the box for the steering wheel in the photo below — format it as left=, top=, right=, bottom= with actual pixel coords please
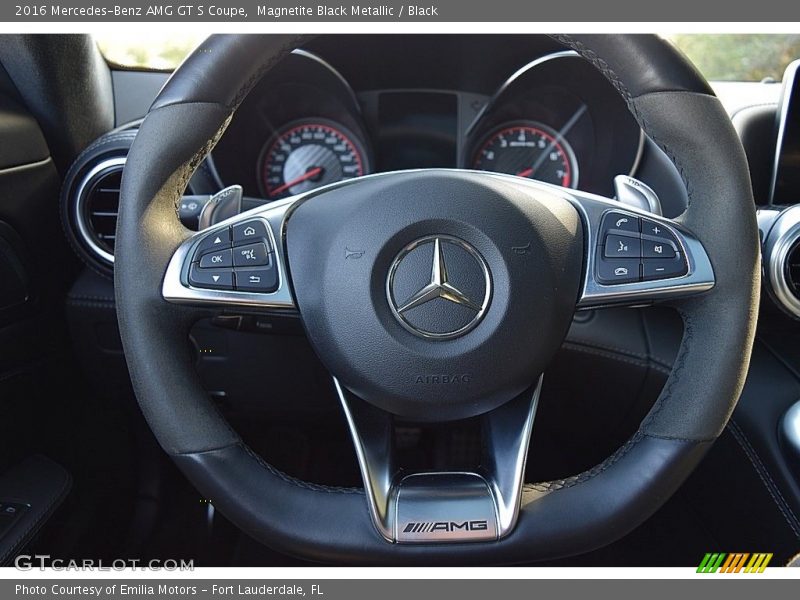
left=115, top=34, right=760, bottom=564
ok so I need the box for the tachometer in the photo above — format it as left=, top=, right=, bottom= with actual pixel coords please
left=472, top=122, right=579, bottom=189
left=259, top=120, right=368, bottom=199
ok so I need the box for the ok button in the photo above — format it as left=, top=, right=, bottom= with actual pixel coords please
left=198, top=248, right=232, bottom=268
left=604, top=234, right=641, bottom=259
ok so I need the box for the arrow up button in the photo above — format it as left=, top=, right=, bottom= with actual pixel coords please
left=194, top=226, right=232, bottom=257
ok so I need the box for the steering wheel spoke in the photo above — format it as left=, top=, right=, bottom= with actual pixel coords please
left=162, top=196, right=297, bottom=311
left=336, top=376, right=542, bottom=544
left=566, top=189, right=715, bottom=309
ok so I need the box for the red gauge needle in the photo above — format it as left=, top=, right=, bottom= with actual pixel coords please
left=516, top=167, right=534, bottom=178
left=269, top=167, right=323, bottom=197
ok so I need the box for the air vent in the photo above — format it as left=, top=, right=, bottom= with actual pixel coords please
left=764, top=205, right=800, bottom=318
left=785, top=239, right=800, bottom=300
left=74, top=156, right=126, bottom=265
left=64, top=127, right=213, bottom=273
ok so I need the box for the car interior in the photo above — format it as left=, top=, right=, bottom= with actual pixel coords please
left=0, top=33, right=799, bottom=566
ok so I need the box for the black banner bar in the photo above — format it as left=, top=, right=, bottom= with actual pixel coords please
left=3, top=578, right=799, bottom=600
left=3, top=0, right=800, bottom=22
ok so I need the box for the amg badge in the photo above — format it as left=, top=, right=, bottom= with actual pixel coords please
left=402, top=520, right=489, bottom=533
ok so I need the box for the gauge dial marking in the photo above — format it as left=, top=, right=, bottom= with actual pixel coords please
left=473, top=119, right=580, bottom=189
left=260, top=121, right=368, bottom=199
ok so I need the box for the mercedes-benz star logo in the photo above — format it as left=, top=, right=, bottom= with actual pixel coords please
left=387, top=235, right=491, bottom=340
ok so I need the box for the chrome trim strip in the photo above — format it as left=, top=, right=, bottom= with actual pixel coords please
left=467, top=49, right=645, bottom=180
left=335, top=377, right=542, bottom=544
left=335, top=378, right=395, bottom=542
left=162, top=195, right=296, bottom=310
left=291, top=48, right=362, bottom=116
left=628, top=129, right=647, bottom=179
left=566, top=189, right=715, bottom=309
left=466, top=50, right=579, bottom=135
left=769, top=59, right=800, bottom=204
left=781, top=400, right=800, bottom=464
left=482, top=375, right=542, bottom=534
left=73, top=156, right=126, bottom=266
left=757, top=207, right=781, bottom=242
left=162, top=168, right=714, bottom=311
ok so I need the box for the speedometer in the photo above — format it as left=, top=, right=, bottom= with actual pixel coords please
left=259, top=120, right=369, bottom=199
left=472, top=122, right=579, bottom=189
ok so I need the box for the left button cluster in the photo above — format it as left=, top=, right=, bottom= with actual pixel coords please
left=188, top=219, right=278, bottom=293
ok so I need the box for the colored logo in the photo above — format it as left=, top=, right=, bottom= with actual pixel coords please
left=697, top=552, right=773, bottom=573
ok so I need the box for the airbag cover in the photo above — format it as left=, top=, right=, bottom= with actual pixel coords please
left=285, top=171, right=583, bottom=420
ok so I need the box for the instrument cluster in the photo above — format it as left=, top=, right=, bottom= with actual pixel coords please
left=211, top=46, right=643, bottom=201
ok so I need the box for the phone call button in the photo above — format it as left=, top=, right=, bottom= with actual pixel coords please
left=601, top=211, right=641, bottom=236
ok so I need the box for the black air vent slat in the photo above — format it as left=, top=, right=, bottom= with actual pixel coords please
left=85, top=165, right=123, bottom=255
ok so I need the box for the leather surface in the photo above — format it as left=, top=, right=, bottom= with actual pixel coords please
left=556, top=35, right=760, bottom=440
left=551, top=35, right=713, bottom=98
left=0, top=93, right=49, bottom=169
left=731, top=336, right=800, bottom=537
left=174, top=436, right=709, bottom=565
left=116, top=103, right=237, bottom=454
left=0, top=35, right=114, bottom=171
left=629, top=92, right=760, bottom=440
left=116, top=34, right=759, bottom=562
left=151, top=35, right=309, bottom=112
left=0, top=455, right=72, bottom=566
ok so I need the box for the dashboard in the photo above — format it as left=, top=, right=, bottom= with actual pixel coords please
left=211, top=37, right=643, bottom=203
left=6, top=33, right=800, bottom=566
left=56, top=33, right=678, bottom=432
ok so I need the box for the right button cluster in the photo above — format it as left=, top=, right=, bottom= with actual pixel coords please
left=597, top=211, right=688, bottom=285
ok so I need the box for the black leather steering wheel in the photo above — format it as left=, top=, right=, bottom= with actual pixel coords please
left=115, top=34, right=760, bottom=564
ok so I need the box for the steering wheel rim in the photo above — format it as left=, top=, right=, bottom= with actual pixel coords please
left=115, top=34, right=760, bottom=564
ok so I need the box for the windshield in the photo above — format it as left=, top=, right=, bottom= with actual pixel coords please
left=666, top=34, right=800, bottom=81
left=95, top=33, right=800, bottom=81
left=96, top=32, right=204, bottom=70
